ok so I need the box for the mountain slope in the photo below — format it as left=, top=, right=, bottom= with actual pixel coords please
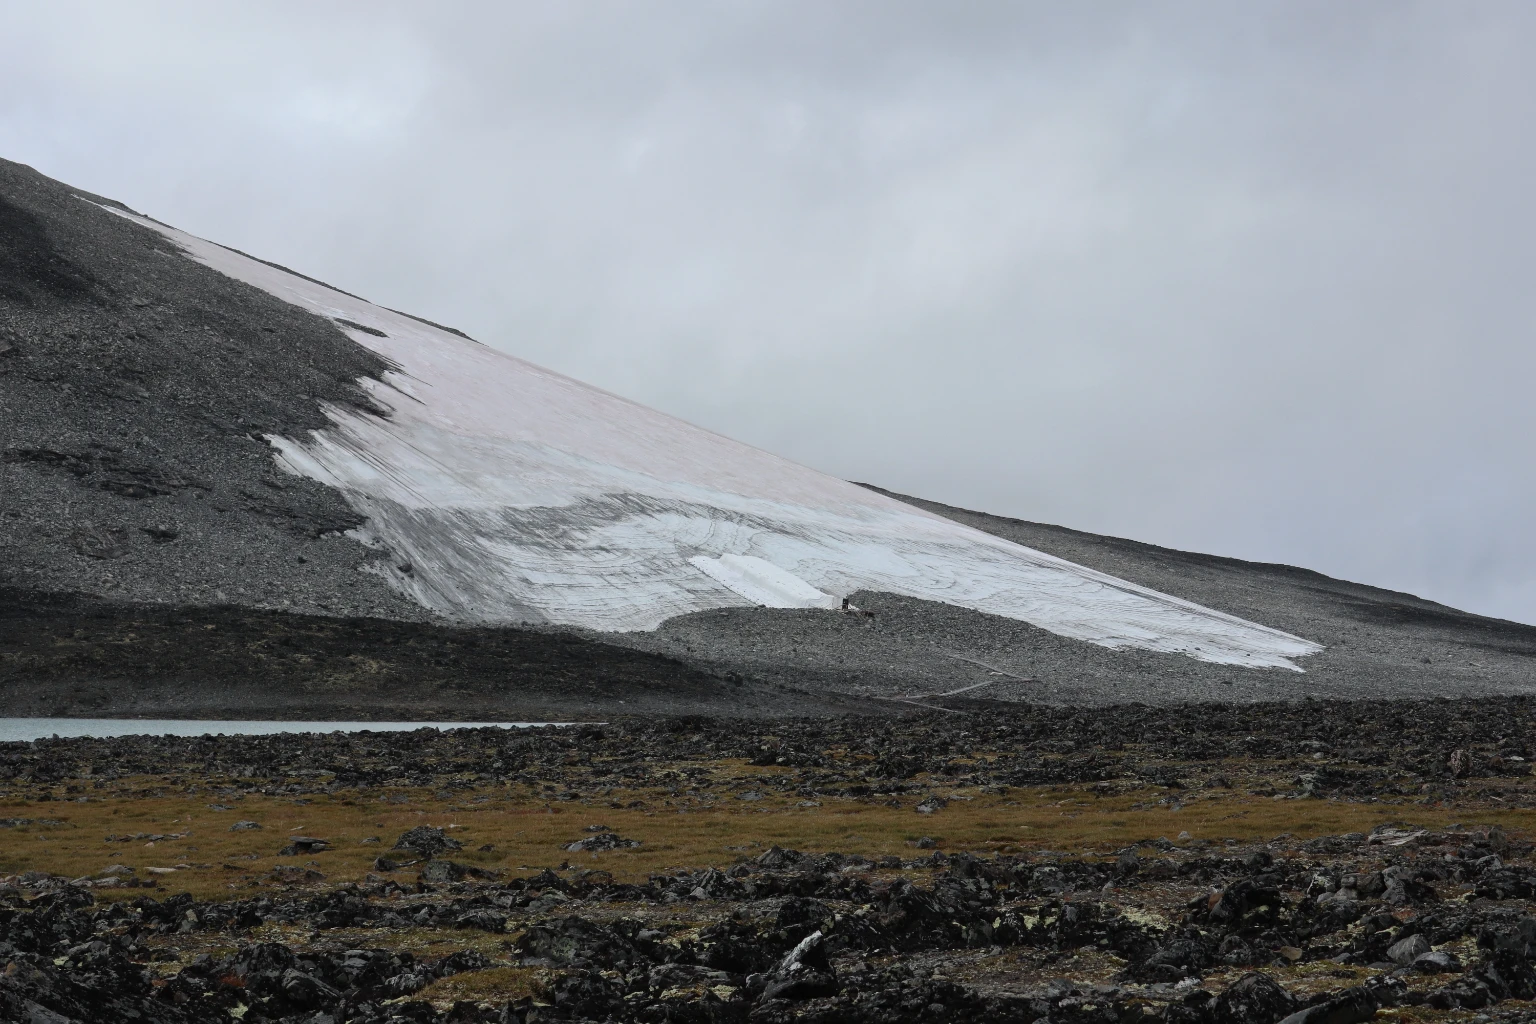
left=87, top=195, right=1318, bottom=672
left=2, top=156, right=1534, bottom=717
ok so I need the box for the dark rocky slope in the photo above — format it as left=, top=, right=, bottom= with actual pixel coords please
left=4, top=155, right=1535, bottom=718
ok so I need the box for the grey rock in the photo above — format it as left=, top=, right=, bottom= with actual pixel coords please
left=418, top=859, right=466, bottom=884
left=21, top=1000, right=72, bottom=1024
left=277, top=837, right=329, bottom=856
left=564, top=832, right=640, bottom=853
left=1387, top=933, right=1430, bottom=965
left=527, top=890, right=571, bottom=912
left=1473, top=915, right=1536, bottom=958
left=454, top=910, right=507, bottom=932
left=761, top=930, right=837, bottom=1002
left=1275, top=986, right=1378, bottom=1024
left=393, top=825, right=463, bottom=859
left=1413, top=950, right=1460, bottom=973
left=1473, top=853, right=1504, bottom=873
left=1213, top=971, right=1298, bottom=1024
left=754, top=846, right=803, bottom=868
left=281, top=968, right=340, bottom=1007
left=1339, top=870, right=1384, bottom=896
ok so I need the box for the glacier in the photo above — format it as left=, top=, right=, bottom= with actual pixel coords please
left=99, top=203, right=1322, bottom=671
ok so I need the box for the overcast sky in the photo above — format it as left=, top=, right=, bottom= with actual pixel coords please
left=4, top=2, right=1536, bottom=623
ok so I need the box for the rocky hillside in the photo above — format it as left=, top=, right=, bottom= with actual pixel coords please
left=3, top=156, right=1535, bottom=718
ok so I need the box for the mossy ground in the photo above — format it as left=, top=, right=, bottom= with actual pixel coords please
left=3, top=709, right=1534, bottom=1020
left=3, top=760, right=1533, bottom=900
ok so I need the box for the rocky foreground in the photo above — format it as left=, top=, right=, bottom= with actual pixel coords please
left=4, top=698, right=1536, bottom=1021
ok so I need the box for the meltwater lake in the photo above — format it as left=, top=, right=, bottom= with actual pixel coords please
left=0, top=720, right=566, bottom=742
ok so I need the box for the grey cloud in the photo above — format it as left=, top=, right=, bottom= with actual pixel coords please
left=4, top=0, right=1535, bottom=621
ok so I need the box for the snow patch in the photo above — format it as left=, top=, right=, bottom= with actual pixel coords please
left=690, top=555, right=842, bottom=610
left=96, top=202, right=1323, bottom=671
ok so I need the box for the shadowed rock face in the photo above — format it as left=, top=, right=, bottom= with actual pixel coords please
left=0, top=193, right=94, bottom=303
left=0, top=587, right=873, bottom=720
left=3, top=154, right=1536, bottom=718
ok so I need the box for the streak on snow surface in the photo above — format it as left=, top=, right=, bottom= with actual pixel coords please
left=102, top=206, right=1322, bottom=671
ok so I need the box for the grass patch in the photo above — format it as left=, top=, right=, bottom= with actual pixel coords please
left=2, top=765, right=1533, bottom=899
left=416, top=966, right=545, bottom=1006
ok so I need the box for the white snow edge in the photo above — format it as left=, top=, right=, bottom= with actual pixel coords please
left=94, top=201, right=1324, bottom=672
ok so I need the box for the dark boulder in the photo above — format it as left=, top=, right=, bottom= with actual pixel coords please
left=1213, top=971, right=1299, bottom=1024
left=393, top=826, right=463, bottom=859
left=761, top=929, right=837, bottom=1002
left=277, top=836, right=329, bottom=856
left=1276, top=986, right=1378, bottom=1024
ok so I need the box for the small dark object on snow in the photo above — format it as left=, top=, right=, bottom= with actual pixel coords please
left=840, top=597, right=876, bottom=618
